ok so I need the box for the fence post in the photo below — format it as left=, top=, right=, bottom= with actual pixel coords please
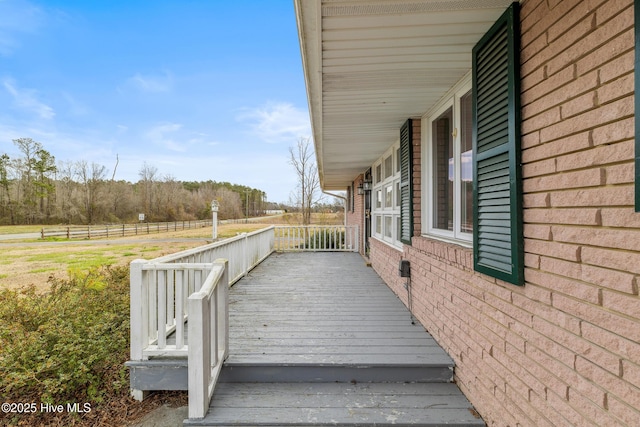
left=88, top=226, right=91, bottom=239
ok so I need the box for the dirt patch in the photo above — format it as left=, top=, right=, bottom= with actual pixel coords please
left=0, top=390, right=188, bottom=427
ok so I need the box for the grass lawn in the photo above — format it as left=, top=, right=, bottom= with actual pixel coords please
left=0, top=223, right=268, bottom=291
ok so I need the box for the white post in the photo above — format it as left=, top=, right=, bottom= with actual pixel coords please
left=211, top=200, right=219, bottom=240
left=188, top=260, right=228, bottom=420
left=242, top=233, right=248, bottom=277
left=130, top=259, right=147, bottom=401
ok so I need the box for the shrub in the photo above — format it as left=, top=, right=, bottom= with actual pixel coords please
left=0, top=266, right=130, bottom=405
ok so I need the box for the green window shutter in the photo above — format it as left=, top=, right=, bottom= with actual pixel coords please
left=635, top=0, right=640, bottom=212
left=472, top=2, right=524, bottom=285
left=400, top=119, right=413, bottom=245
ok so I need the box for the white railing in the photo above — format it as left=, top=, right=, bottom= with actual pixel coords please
left=274, top=225, right=359, bottom=252
left=188, top=259, right=229, bottom=419
left=130, top=227, right=274, bottom=363
left=130, top=262, right=214, bottom=359
left=129, top=224, right=358, bottom=416
left=150, top=226, right=275, bottom=285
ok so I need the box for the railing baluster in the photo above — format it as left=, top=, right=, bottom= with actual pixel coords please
left=167, top=270, right=175, bottom=328
left=149, top=270, right=158, bottom=343
left=272, top=225, right=358, bottom=252
left=175, top=271, right=184, bottom=349
left=157, top=271, right=167, bottom=349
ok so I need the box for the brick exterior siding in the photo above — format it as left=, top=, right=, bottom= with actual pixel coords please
left=346, top=174, right=366, bottom=255
left=364, top=0, right=640, bottom=424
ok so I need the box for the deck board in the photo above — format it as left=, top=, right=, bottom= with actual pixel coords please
left=225, top=252, right=453, bottom=370
left=182, top=252, right=483, bottom=426
left=185, top=383, right=484, bottom=426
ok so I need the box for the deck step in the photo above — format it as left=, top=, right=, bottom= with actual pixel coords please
left=220, top=359, right=453, bottom=383
left=183, top=382, right=484, bottom=426
left=126, top=358, right=188, bottom=391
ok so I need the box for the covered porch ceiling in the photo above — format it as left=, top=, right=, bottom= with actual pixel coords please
left=295, top=0, right=514, bottom=191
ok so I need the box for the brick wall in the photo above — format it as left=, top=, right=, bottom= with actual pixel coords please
left=370, top=237, right=405, bottom=303
left=346, top=174, right=366, bottom=255
left=371, top=0, right=640, bottom=425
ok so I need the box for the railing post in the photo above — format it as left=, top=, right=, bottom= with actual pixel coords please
left=188, top=259, right=228, bottom=420
left=188, top=286, right=209, bottom=419
left=130, top=259, right=146, bottom=400
left=217, top=259, right=229, bottom=360
left=242, top=233, right=248, bottom=277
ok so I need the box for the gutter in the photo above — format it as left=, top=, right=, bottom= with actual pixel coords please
left=323, top=191, right=347, bottom=228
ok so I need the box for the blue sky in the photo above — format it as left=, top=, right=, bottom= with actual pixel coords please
left=0, top=0, right=312, bottom=203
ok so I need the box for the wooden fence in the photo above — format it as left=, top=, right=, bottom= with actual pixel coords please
left=41, top=220, right=212, bottom=240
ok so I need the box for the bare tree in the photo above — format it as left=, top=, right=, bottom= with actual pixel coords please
left=289, top=137, right=321, bottom=225
left=56, top=161, right=79, bottom=224
left=138, top=162, right=158, bottom=219
left=76, top=161, right=107, bottom=224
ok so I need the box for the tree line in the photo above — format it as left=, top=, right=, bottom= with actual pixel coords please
left=0, top=138, right=273, bottom=225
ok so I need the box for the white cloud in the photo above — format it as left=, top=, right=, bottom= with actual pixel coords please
left=145, top=122, right=186, bottom=152
left=3, top=77, right=55, bottom=119
left=127, top=71, right=173, bottom=93
left=237, top=102, right=311, bottom=144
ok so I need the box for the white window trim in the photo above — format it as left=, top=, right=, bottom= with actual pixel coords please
left=372, top=141, right=402, bottom=247
left=422, top=72, right=473, bottom=246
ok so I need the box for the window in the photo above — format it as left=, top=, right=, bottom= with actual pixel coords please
left=372, top=143, right=402, bottom=246
left=425, top=80, right=472, bottom=243
left=384, top=155, right=393, bottom=180
left=472, top=2, right=523, bottom=285
left=421, top=2, right=523, bottom=286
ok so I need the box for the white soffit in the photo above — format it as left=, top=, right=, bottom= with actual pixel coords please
left=295, top=0, right=514, bottom=190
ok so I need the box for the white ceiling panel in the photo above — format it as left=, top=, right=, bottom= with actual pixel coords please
left=295, top=0, right=514, bottom=190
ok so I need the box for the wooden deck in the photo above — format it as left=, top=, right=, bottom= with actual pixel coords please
left=184, top=252, right=484, bottom=426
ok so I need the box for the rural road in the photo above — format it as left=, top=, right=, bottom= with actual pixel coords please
left=0, top=232, right=41, bottom=241
left=0, top=237, right=212, bottom=247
